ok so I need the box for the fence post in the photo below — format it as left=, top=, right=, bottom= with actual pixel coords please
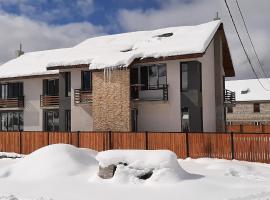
left=77, top=131, right=80, bottom=147
left=240, top=124, right=243, bottom=133
left=186, top=132, right=189, bottom=158
left=108, top=131, right=112, bottom=149
left=262, top=124, right=265, bottom=133
left=145, top=131, right=148, bottom=150
left=47, top=131, right=50, bottom=145
left=19, top=131, right=22, bottom=154
left=231, top=132, right=234, bottom=160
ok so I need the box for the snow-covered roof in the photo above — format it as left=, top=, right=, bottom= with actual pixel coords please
left=226, top=79, right=270, bottom=102
left=0, top=20, right=231, bottom=79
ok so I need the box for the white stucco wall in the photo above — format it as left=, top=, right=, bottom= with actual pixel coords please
left=0, top=76, right=58, bottom=131
left=136, top=40, right=217, bottom=132
left=70, top=68, right=93, bottom=131
left=23, top=78, right=43, bottom=131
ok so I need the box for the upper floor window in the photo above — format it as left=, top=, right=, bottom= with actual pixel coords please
left=65, top=72, right=71, bottom=97
left=43, top=79, right=59, bottom=96
left=254, top=103, right=260, bottom=113
left=0, top=82, right=23, bottom=99
left=140, top=64, right=167, bottom=90
left=181, top=63, right=188, bottom=91
left=81, top=71, right=92, bottom=91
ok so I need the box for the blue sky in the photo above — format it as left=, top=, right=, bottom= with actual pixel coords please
left=0, top=0, right=269, bottom=79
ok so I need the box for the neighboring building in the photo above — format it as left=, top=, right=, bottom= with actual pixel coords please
left=226, top=78, right=270, bottom=125
left=0, top=20, right=235, bottom=132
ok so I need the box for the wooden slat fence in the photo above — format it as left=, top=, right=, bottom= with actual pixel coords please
left=1, top=131, right=270, bottom=164
left=147, top=132, right=186, bottom=158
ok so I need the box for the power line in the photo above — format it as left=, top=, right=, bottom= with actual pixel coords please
left=235, top=0, right=269, bottom=79
left=224, top=0, right=270, bottom=91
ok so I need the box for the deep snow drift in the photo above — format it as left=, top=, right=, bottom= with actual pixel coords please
left=0, top=144, right=98, bottom=181
left=96, top=150, right=197, bottom=183
left=0, top=144, right=270, bottom=200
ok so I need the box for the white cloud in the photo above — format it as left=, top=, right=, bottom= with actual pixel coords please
left=0, top=11, right=104, bottom=63
left=117, top=0, right=270, bottom=80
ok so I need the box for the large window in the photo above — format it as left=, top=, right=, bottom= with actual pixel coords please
left=65, top=72, right=71, bottom=97
left=0, top=111, right=23, bottom=131
left=139, top=64, right=167, bottom=90
left=181, top=63, right=188, bottom=91
left=65, top=110, right=71, bottom=132
left=43, top=79, right=59, bottom=96
left=81, top=71, right=92, bottom=91
left=0, top=82, right=23, bottom=99
left=44, top=110, right=59, bottom=131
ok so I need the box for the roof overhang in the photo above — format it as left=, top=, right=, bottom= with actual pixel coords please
left=47, top=24, right=235, bottom=77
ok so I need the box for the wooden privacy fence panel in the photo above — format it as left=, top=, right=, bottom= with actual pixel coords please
left=148, top=132, right=186, bottom=158
left=227, top=125, right=241, bottom=133
left=233, top=134, right=270, bottom=163
left=0, top=132, right=20, bottom=154
left=112, top=132, right=146, bottom=149
left=188, top=133, right=232, bottom=159
left=48, top=132, right=79, bottom=146
left=21, top=132, right=49, bottom=154
left=242, top=125, right=263, bottom=133
left=79, top=132, right=109, bottom=152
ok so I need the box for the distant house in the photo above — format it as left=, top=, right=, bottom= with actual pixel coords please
left=226, top=78, right=270, bottom=125
left=0, top=20, right=235, bottom=132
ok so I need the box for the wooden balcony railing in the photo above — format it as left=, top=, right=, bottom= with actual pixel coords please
left=74, top=89, right=93, bottom=105
left=0, top=96, right=24, bottom=108
left=131, top=84, right=169, bottom=101
left=40, top=95, right=59, bottom=107
left=224, top=89, right=236, bottom=106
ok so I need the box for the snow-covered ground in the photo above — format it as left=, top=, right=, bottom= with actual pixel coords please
left=0, top=144, right=270, bottom=200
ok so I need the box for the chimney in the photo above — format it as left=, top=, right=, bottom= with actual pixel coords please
left=15, top=43, right=24, bottom=57
left=213, top=12, right=221, bottom=21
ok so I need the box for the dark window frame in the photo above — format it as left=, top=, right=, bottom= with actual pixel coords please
left=180, top=61, right=202, bottom=92
left=227, top=107, right=233, bottom=113
left=254, top=103, right=260, bottom=113
left=134, top=63, right=167, bottom=90
left=0, top=82, right=23, bottom=99
left=43, top=79, right=59, bottom=96
left=44, top=109, right=59, bottom=131
left=65, top=110, right=71, bottom=132
left=81, top=71, right=92, bottom=91
left=0, top=111, right=23, bottom=131
left=65, top=72, right=71, bottom=97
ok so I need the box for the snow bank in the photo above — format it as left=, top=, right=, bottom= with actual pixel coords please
left=0, top=144, right=98, bottom=181
left=96, top=150, right=195, bottom=184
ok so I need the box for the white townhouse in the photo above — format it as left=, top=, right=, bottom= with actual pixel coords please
left=0, top=20, right=235, bottom=132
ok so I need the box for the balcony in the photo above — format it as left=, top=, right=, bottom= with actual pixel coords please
left=74, top=89, right=93, bottom=105
left=224, top=89, right=236, bottom=106
left=131, top=84, right=168, bottom=101
left=40, top=95, right=59, bottom=107
left=0, top=96, right=24, bottom=108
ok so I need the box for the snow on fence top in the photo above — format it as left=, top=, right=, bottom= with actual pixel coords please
left=0, top=20, right=221, bottom=79
left=226, top=79, right=270, bottom=101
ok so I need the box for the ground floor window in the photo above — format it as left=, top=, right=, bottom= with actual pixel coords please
left=65, top=110, right=71, bottom=132
left=0, top=111, right=23, bottom=131
left=44, top=110, right=59, bottom=131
